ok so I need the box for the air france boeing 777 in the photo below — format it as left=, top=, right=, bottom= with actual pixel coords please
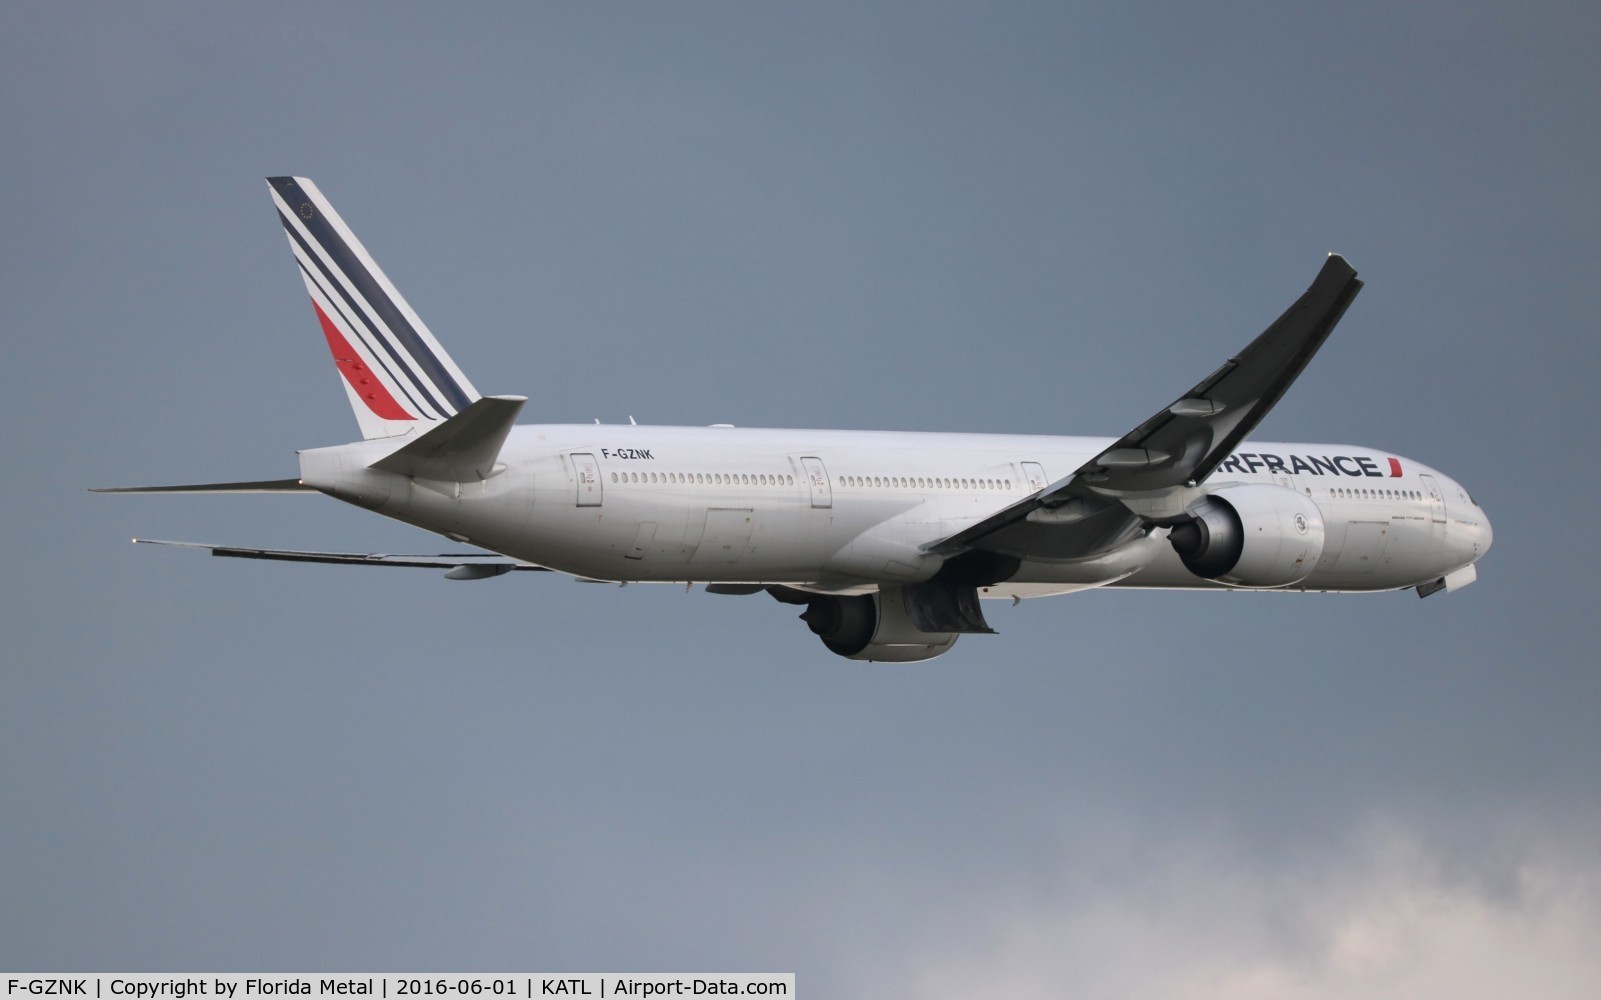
left=98, top=177, right=1492, bottom=661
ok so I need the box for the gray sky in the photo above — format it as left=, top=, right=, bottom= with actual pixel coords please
left=3, top=2, right=1599, bottom=995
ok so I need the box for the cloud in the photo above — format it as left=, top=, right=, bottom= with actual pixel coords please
left=871, top=819, right=1601, bottom=1000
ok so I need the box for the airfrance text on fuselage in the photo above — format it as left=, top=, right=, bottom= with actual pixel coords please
left=1219, top=453, right=1400, bottom=477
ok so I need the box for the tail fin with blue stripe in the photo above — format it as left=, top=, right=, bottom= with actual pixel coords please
left=266, top=176, right=480, bottom=440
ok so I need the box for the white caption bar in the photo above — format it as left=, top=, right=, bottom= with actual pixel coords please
left=1, top=977, right=793, bottom=1000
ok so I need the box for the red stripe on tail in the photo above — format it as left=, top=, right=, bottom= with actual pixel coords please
left=311, top=301, right=415, bottom=421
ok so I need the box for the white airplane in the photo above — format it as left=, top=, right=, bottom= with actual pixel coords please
left=98, top=177, right=1493, bottom=661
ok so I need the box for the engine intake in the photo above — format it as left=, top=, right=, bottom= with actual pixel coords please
left=1167, top=484, right=1326, bottom=588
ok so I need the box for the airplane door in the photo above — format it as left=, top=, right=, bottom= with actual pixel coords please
left=1420, top=474, right=1447, bottom=524
left=801, top=456, right=832, bottom=509
left=572, top=453, right=602, bottom=507
left=1022, top=462, right=1048, bottom=492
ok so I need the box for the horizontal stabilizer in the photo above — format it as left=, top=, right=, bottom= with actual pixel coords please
left=91, top=479, right=313, bottom=494
left=132, top=538, right=548, bottom=577
left=369, top=395, right=526, bottom=481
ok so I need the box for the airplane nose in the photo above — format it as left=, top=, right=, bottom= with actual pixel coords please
left=1478, top=506, right=1493, bottom=556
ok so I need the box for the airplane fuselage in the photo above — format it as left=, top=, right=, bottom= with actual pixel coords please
left=298, top=424, right=1491, bottom=598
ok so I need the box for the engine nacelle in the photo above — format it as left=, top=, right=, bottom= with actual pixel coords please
left=797, top=586, right=960, bottom=662
left=1166, top=484, right=1326, bottom=588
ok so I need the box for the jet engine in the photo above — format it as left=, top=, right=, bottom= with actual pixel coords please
left=775, top=586, right=962, bottom=662
left=1166, top=484, right=1326, bottom=588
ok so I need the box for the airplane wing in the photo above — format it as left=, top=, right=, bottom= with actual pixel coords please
left=131, top=539, right=549, bottom=579
left=91, top=479, right=314, bottom=494
left=929, top=254, right=1363, bottom=563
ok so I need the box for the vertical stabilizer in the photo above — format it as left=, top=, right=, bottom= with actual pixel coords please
left=266, top=176, right=480, bottom=439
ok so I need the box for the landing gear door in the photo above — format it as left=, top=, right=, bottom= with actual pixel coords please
left=801, top=456, right=832, bottom=509
left=571, top=452, right=603, bottom=507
